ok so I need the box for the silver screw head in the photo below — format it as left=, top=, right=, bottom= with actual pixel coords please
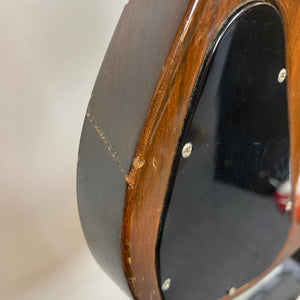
left=278, top=68, right=287, bottom=83
left=182, top=142, right=193, bottom=158
left=162, top=278, right=171, bottom=291
left=227, top=287, right=236, bottom=296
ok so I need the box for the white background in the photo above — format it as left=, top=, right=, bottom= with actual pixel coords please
left=0, top=1, right=129, bottom=299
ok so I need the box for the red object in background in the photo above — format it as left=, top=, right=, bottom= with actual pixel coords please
left=273, top=180, right=292, bottom=216
left=274, top=192, right=291, bottom=214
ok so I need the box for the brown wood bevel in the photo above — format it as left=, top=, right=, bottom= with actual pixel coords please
left=121, top=0, right=300, bottom=299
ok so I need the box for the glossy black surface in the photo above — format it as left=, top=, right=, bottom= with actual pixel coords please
left=160, top=4, right=290, bottom=300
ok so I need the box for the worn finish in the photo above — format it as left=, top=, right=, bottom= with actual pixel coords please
left=77, top=0, right=190, bottom=295
left=122, top=0, right=300, bottom=299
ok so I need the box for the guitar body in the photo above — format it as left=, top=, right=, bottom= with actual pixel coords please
left=77, top=0, right=300, bottom=299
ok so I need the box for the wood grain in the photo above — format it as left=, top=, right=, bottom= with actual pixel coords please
left=121, top=0, right=300, bottom=299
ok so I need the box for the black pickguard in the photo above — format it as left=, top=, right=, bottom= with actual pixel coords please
left=159, top=4, right=290, bottom=300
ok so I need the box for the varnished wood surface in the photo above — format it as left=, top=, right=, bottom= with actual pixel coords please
left=77, top=0, right=190, bottom=295
left=121, top=0, right=300, bottom=299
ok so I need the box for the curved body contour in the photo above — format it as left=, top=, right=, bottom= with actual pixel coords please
left=77, top=0, right=190, bottom=295
left=78, top=0, right=300, bottom=299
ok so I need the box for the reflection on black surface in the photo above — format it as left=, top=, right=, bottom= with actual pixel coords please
left=214, top=20, right=290, bottom=195
left=160, top=4, right=290, bottom=300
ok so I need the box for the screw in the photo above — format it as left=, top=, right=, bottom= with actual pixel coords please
left=278, top=68, right=287, bottom=83
left=162, top=278, right=171, bottom=291
left=227, top=287, right=236, bottom=296
left=182, top=142, right=193, bottom=158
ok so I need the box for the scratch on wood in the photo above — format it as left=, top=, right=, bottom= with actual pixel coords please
left=86, top=107, right=146, bottom=187
left=86, top=106, right=127, bottom=179
left=102, top=68, right=112, bottom=83
left=152, top=157, right=157, bottom=168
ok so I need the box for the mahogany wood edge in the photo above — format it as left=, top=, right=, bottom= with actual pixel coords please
left=121, top=0, right=300, bottom=299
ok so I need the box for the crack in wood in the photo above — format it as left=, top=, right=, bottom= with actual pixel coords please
left=86, top=106, right=128, bottom=180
